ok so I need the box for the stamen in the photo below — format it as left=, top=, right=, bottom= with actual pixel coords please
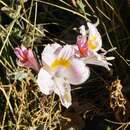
left=107, top=47, right=117, bottom=52
left=105, top=57, right=115, bottom=61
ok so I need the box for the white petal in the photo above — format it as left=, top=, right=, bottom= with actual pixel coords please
left=79, top=25, right=86, bottom=36
left=87, top=22, right=102, bottom=51
left=54, top=77, right=72, bottom=108
left=58, top=45, right=74, bottom=60
left=42, top=43, right=61, bottom=66
left=82, top=52, right=111, bottom=70
left=37, top=68, right=54, bottom=95
left=51, top=43, right=62, bottom=54
left=21, top=45, right=28, bottom=52
left=63, top=58, right=90, bottom=85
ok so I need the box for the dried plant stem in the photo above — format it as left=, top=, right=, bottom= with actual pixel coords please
left=0, top=85, right=16, bottom=130
left=103, top=0, right=114, bottom=10
left=0, top=0, right=7, bottom=6
left=31, top=1, right=38, bottom=48
left=96, top=6, right=111, bottom=21
left=26, top=0, right=34, bottom=32
left=49, top=93, right=55, bottom=129
left=15, top=81, right=26, bottom=130
left=20, top=16, right=45, bottom=36
left=105, top=119, right=130, bottom=130
left=0, top=21, right=16, bottom=56
left=0, top=59, right=12, bottom=73
left=59, top=0, right=73, bottom=8
left=84, top=0, right=95, bottom=13
left=35, top=0, right=91, bottom=22
left=102, top=23, right=130, bottom=67
left=19, top=0, right=28, bottom=19
left=0, top=5, right=22, bottom=56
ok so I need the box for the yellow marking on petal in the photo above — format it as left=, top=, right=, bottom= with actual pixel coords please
left=51, top=58, right=70, bottom=69
left=87, top=35, right=97, bottom=50
left=64, top=91, right=71, bottom=103
left=90, top=35, right=97, bottom=41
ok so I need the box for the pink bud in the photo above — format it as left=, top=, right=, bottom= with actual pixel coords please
left=14, top=45, right=40, bottom=72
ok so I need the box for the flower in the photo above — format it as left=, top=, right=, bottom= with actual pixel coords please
left=76, top=23, right=102, bottom=56
left=76, top=23, right=114, bottom=70
left=37, top=43, right=90, bottom=108
left=14, top=45, right=40, bottom=72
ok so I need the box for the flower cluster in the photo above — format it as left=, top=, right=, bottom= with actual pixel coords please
left=14, top=22, right=114, bottom=108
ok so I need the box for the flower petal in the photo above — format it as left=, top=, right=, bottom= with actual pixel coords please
left=58, top=45, right=74, bottom=60
left=87, top=22, right=102, bottom=51
left=27, top=49, right=40, bottom=72
left=37, top=68, right=54, bottom=95
left=79, top=25, right=87, bottom=36
left=42, top=43, right=61, bottom=66
left=63, top=58, right=90, bottom=85
left=16, top=59, right=31, bottom=68
left=54, top=77, right=72, bottom=108
left=76, top=35, right=88, bottom=57
left=82, top=51, right=111, bottom=70
left=14, top=47, right=27, bottom=61
left=21, top=45, right=28, bottom=54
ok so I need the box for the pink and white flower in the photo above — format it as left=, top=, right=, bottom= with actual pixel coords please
left=76, top=23, right=102, bottom=57
left=37, top=43, right=90, bottom=108
left=76, top=22, right=114, bottom=70
left=14, top=45, right=40, bottom=72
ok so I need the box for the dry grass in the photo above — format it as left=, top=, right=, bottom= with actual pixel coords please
left=0, top=0, right=130, bottom=130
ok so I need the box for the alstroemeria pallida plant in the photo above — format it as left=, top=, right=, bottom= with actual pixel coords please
left=37, top=43, right=90, bottom=108
left=14, top=45, right=40, bottom=72
left=76, top=22, right=114, bottom=70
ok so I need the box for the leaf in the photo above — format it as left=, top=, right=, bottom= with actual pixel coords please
left=77, top=0, right=86, bottom=14
left=1, top=5, right=21, bottom=19
left=107, top=126, right=111, bottom=130
left=14, top=71, right=28, bottom=81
